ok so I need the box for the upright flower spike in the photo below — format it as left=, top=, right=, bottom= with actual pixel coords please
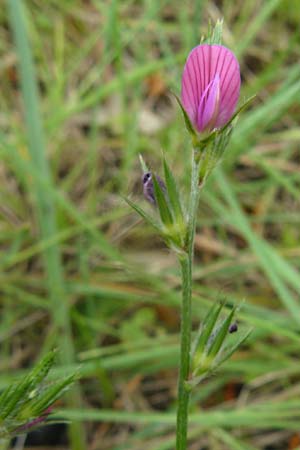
left=181, top=44, right=240, bottom=134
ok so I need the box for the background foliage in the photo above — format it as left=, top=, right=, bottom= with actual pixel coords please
left=1, top=0, right=300, bottom=449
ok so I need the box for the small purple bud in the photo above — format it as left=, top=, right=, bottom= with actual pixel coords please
left=229, top=322, right=238, bottom=333
left=142, top=172, right=166, bottom=205
left=181, top=44, right=240, bottom=133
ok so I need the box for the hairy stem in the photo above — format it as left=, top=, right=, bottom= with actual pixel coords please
left=176, top=254, right=192, bottom=450
left=176, top=152, right=200, bottom=450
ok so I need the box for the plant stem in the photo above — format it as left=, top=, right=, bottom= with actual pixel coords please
left=176, top=152, right=200, bottom=450
left=176, top=253, right=192, bottom=450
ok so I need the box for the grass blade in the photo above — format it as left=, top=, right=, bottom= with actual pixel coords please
left=7, top=2, right=86, bottom=449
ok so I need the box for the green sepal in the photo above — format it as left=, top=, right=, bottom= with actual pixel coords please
left=196, top=129, right=231, bottom=185
left=139, top=154, right=149, bottom=173
left=215, top=328, right=252, bottom=367
left=124, top=196, right=163, bottom=234
left=203, top=19, right=223, bottom=45
left=194, top=95, right=255, bottom=153
left=189, top=328, right=252, bottom=389
left=192, top=301, right=223, bottom=364
left=163, top=157, right=186, bottom=231
left=206, top=306, right=236, bottom=358
left=173, top=93, right=198, bottom=141
left=190, top=300, right=251, bottom=387
left=125, top=174, right=185, bottom=252
left=152, top=174, right=174, bottom=227
left=221, top=95, right=256, bottom=131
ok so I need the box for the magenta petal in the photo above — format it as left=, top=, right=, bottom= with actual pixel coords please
left=197, top=74, right=220, bottom=132
left=181, top=44, right=240, bottom=132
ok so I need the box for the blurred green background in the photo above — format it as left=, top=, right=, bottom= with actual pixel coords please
left=1, top=0, right=300, bottom=449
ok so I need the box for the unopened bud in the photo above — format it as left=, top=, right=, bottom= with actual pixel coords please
left=229, top=322, right=238, bottom=333
left=142, top=172, right=166, bottom=204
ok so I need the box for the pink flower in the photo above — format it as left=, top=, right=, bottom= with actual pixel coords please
left=181, top=44, right=240, bottom=133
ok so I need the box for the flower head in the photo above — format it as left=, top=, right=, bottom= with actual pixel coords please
left=181, top=44, right=240, bottom=133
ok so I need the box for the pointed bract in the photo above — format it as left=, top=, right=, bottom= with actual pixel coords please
left=181, top=44, right=240, bottom=133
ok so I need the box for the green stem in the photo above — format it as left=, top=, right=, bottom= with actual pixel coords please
left=176, top=254, right=192, bottom=450
left=176, top=152, right=200, bottom=450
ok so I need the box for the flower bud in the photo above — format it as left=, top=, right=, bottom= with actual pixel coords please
left=142, top=172, right=166, bottom=205
left=181, top=44, right=240, bottom=134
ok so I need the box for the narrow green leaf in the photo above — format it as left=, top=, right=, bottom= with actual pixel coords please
left=26, top=350, right=57, bottom=386
left=32, top=374, right=76, bottom=416
left=0, top=351, right=59, bottom=422
left=193, top=302, right=223, bottom=360
left=124, top=197, right=163, bottom=234
left=53, top=400, right=300, bottom=428
left=139, top=154, right=149, bottom=173
left=205, top=19, right=223, bottom=45
left=163, top=157, right=185, bottom=225
left=190, top=328, right=252, bottom=389
left=173, top=93, right=197, bottom=139
left=0, top=385, right=14, bottom=416
left=215, top=329, right=252, bottom=368
left=207, top=307, right=236, bottom=358
left=220, top=95, right=256, bottom=132
left=0, top=351, right=77, bottom=438
left=0, top=351, right=56, bottom=420
left=152, top=175, right=174, bottom=227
